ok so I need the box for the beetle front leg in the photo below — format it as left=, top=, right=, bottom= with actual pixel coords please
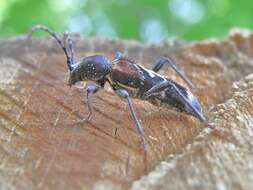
left=115, top=89, right=147, bottom=151
left=83, top=84, right=100, bottom=121
left=152, top=57, right=195, bottom=88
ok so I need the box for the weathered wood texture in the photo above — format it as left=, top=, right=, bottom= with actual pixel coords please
left=0, top=28, right=253, bottom=190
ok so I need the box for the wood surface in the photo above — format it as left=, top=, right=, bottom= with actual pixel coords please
left=0, top=28, right=253, bottom=190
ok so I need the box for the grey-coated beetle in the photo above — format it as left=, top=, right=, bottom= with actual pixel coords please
left=28, top=25, right=206, bottom=151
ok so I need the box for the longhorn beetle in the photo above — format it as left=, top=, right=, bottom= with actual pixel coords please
left=28, top=25, right=206, bottom=151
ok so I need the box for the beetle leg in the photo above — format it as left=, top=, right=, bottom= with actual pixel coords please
left=83, top=84, right=100, bottom=121
left=144, top=80, right=206, bottom=122
left=115, top=89, right=147, bottom=151
left=152, top=57, right=195, bottom=88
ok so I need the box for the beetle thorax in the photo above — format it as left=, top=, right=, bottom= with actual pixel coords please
left=68, top=55, right=112, bottom=86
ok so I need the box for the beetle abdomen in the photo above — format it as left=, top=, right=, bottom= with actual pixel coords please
left=146, top=80, right=204, bottom=120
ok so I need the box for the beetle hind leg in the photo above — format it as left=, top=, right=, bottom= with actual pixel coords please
left=152, top=57, right=195, bottom=89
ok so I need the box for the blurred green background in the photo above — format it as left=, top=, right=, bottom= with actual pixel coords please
left=0, top=0, right=252, bottom=42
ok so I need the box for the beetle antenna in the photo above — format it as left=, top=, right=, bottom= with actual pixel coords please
left=64, top=31, right=75, bottom=67
left=27, top=25, right=75, bottom=71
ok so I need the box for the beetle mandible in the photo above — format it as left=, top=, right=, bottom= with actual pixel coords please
left=28, top=25, right=206, bottom=151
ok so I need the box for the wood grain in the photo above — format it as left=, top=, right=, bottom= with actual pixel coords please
left=0, top=28, right=253, bottom=190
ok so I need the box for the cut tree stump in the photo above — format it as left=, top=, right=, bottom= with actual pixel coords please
left=0, top=28, right=253, bottom=190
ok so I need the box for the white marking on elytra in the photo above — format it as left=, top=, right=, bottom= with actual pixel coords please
left=137, top=64, right=167, bottom=81
left=133, top=64, right=144, bottom=74
left=145, top=69, right=156, bottom=78
left=186, top=89, right=202, bottom=113
left=186, top=90, right=195, bottom=102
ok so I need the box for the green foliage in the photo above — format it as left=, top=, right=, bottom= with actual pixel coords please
left=0, top=0, right=252, bottom=42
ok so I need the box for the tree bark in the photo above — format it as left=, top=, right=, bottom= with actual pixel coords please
left=0, top=28, right=253, bottom=190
